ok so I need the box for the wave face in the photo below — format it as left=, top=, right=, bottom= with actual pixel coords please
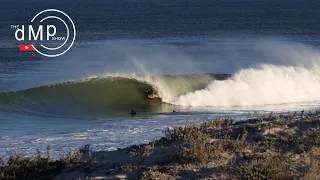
left=0, top=74, right=228, bottom=117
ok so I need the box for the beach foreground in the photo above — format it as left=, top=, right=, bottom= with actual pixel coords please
left=1, top=111, right=320, bottom=180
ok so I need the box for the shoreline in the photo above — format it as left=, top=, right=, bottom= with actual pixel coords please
left=1, top=111, right=320, bottom=179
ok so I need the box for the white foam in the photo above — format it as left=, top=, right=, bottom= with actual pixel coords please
left=171, top=65, right=320, bottom=106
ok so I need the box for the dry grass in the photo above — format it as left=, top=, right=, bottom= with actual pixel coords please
left=304, top=158, right=320, bottom=180
left=164, top=117, right=233, bottom=141
left=141, top=169, right=174, bottom=180
left=183, top=130, right=223, bottom=167
left=231, top=153, right=297, bottom=180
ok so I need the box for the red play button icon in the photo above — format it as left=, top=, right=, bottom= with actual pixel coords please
left=19, top=44, right=35, bottom=51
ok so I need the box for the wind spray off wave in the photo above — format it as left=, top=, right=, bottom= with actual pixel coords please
left=166, top=41, right=320, bottom=107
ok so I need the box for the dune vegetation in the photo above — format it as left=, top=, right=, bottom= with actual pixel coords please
left=1, top=111, right=320, bottom=179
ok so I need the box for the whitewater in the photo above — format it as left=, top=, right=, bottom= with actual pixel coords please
left=172, top=65, right=320, bottom=107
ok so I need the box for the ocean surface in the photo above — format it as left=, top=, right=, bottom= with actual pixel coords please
left=1, top=0, right=320, bottom=159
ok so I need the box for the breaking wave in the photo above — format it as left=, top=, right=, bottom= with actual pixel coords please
left=172, top=65, right=320, bottom=107
left=0, top=74, right=228, bottom=117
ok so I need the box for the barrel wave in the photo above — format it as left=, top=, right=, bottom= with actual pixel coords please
left=0, top=74, right=228, bottom=117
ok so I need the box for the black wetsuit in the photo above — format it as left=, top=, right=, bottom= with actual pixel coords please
left=149, top=89, right=154, bottom=95
left=145, top=89, right=154, bottom=97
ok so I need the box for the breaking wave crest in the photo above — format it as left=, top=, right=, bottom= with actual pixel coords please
left=172, top=65, right=320, bottom=107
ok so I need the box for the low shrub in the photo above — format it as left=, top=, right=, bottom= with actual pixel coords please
left=164, top=122, right=201, bottom=141
left=164, top=117, right=233, bottom=141
left=141, top=169, right=173, bottom=180
left=183, top=130, right=225, bottom=168
left=0, top=145, right=91, bottom=180
left=231, top=154, right=297, bottom=180
left=304, top=158, right=320, bottom=180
